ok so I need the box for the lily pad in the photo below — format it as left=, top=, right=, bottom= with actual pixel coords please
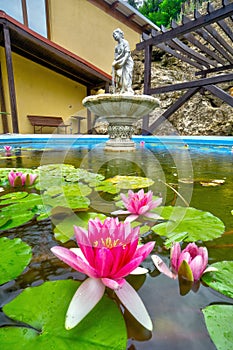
left=44, top=183, right=92, bottom=197
left=202, top=261, right=233, bottom=298
left=54, top=212, right=107, bottom=243
left=106, top=175, right=154, bottom=189
left=43, top=194, right=90, bottom=210
left=95, top=176, right=154, bottom=194
left=202, top=305, right=233, bottom=350
left=0, top=215, right=11, bottom=229
left=0, top=194, right=44, bottom=230
left=151, top=206, right=225, bottom=242
left=0, top=280, right=127, bottom=350
left=0, top=237, right=32, bottom=285
left=0, top=192, right=28, bottom=205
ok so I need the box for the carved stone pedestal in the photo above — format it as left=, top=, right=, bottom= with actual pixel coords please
left=105, top=123, right=135, bottom=151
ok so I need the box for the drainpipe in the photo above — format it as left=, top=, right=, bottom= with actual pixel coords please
left=3, top=24, right=19, bottom=133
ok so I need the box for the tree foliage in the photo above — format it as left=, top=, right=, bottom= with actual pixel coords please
left=138, top=0, right=186, bottom=27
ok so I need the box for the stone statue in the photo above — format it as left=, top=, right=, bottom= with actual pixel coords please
left=112, top=28, right=134, bottom=94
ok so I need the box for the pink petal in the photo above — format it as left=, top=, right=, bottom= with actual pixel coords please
left=189, top=255, right=205, bottom=281
left=112, top=256, right=144, bottom=279
left=150, top=197, right=163, bottom=208
left=143, top=212, right=162, bottom=220
left=134, top=241, right=155, bottom=260
left=138, top=204, right=150, bottom=215
left=95, top=248, right=114, bottom=276
left=198, top=247, right=208, bottom=267
left=124, top=214, right=139, bottom=223
left=115, top=280, right=153, bottom=331
left=101, top=277, right=125, bottom=289
left=170, top=243, right=181, bottom=271
left=130, top=266, right=148, bottom=274
left=111, top=209, right=130, bottom=215
left=151, top=255, right=176, bottom=279
left=65, top=278, right=105, bottom=329
left=51, top=246, right=98, bottom=278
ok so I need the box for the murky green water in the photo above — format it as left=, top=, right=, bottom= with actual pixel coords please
left=0, top=141, right=232, bottom=349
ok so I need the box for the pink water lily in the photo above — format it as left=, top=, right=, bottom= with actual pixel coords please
left=4, top=145, right=12, bottom=156
left=111, top=189, right=162, bottom=222
left=152, top=242, right=213, bottom=282
left=8, top=170, right=38, bottom=187
left=51, top=217, right=155, bottom=330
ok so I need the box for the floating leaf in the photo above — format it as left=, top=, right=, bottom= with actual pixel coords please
left=95, top=181, right=119, bottom=194
left=0, top=192, right=28, bottom=205
left=95, top=176, right=154, bottom=194
left=44, top=183, right=92, bottom=197
left=151, top=206, right=225, bottom=242
left=106, top=175, right=154, bottom=189
left=164, top=232, right=189, bottom=248
left=0, top=194, right=44, bottom=230
left=43, top=194, right=90, bottom=210
left=0, top=237, right=32, bottom=285
left=0, top=280, right=127, bottom=349
left=202, top=261, right=233, bottom=298
left=202, top=305, right=233, bottom=350
left=54, top=212, right=106, bottom=243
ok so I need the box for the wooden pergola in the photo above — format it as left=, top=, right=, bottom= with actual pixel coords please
left=136, top=0, right=233, bottom=134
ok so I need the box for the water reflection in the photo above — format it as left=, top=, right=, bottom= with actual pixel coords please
left=0, top=141, right=232, bottom=349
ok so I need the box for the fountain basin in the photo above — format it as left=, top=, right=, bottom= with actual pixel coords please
left=82, top=94, right=159, bottom=151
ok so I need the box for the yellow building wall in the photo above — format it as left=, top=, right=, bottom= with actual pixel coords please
left=0, top=1, right=142, bottom=134
left=0, top=51, right=87, bottom=134
left=49, top=0, right=141, bottom=74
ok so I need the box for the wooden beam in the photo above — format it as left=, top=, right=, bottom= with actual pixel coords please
left=148, top=87, right=200, bottom=133
left=195, top=10, right=233, bottom=61
left=157, top=42, right=204, bottom=70
left=136, top=3, right=233, bottom=50
left=204, top=85, right=233, bottom=107
left=148, top=73, right=233, bottom=95
left=195, top=63, right=233, bottom=76
left=3, top=24, right=19, bottom=133
left=171, top=20, right=222, bottom=66
left=0, top=64, right=9, bottom=133
left=143, top=44, right=152, bottom=94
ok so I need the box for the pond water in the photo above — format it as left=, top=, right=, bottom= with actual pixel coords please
left=0, top=136, right=232, bottom=349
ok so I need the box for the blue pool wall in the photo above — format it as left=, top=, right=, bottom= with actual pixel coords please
left=0, top=135, right=233, bottom=153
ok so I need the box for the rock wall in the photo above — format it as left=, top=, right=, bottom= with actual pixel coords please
left=93, top=0, right=233, bottom=136
left=132, top=49, right=233, bottom=136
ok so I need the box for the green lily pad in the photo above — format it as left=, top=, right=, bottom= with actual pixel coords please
left=202, top=261, right=233, bottom=298
left=54, top=212, right=107, bottom=243
left=0, top=192, right=28, bottom=205
left=151, top=206, right=225, bottom=242
left=0, top=280, right=127, bottom=349
left=44, top=183, right=92, bottom=197
left=43, top=194, right=90, bottom=210
left=106, top=175, right=154, bottom=189
left=0, top=194, right=44, bottom=230
left=38, top=163, right=75, bottom=174
left=65, top=168, right=105, bottom=184
left=95, top=181, right=119, bottom=194
left=202, top=305, right=233, bottom=350
left=0, top=237, right=32, bottom=285
left=0, top=215, right=11, bottom=229
left=95, top=176, right=154, bottom=194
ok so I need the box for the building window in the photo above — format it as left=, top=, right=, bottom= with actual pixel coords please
left=0, top=0, right=49, bottom=38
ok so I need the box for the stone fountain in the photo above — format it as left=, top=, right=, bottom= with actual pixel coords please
left=82, top=28, right=159, bottom=151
